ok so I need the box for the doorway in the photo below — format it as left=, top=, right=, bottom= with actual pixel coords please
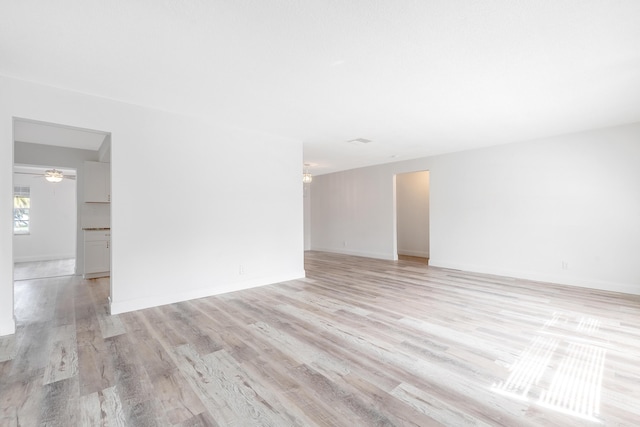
left=395, top=170, right=430, bottom=264
left=12, top=118, right=112, bottom=293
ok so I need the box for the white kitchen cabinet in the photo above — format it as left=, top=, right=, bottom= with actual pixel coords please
left=84, top=161, right=111, bottom=203
left=84, top=230, right=110, bottom=278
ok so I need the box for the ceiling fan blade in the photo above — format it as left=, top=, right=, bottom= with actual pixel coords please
left=14, top=172, right=76, bottom=181
left=14, top=171, right=44, bottom=176
left=14, top=171, right=76, bottom=180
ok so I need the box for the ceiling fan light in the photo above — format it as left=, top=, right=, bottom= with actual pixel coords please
left=44, top=169, right=64, bottom=182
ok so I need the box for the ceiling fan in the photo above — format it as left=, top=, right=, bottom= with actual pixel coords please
left=15, top=169, right=76, bottom=182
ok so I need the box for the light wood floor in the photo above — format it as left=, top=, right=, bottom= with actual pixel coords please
left=397, top=255, right=429, bottom=264
left=13, top=258, right=76, bottom=281
left=1, top=251, right=639, bottom=426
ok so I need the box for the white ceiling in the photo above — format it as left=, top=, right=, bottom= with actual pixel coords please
left=13, top=119, right=109, bottom=151
left=2, top=1, right=639, bottom=175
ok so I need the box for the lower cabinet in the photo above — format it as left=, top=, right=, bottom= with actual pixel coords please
left=84, top=230, right=110, bottom=278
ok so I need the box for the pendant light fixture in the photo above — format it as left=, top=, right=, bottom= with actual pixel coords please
left=44, top=169, right=64, bottom=182
left=302, top=172, right=313, bottom=184
left=302, top=164, right=313, bottom=183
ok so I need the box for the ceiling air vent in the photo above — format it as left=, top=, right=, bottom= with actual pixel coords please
left=347, top=138, right=372, bottom=145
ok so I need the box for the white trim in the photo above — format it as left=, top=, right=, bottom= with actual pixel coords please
left=0, top=316, right=15, bottom=337
left=310, top=247, right=396, bottom=261
left=110, top=270, right=306, bottom=315
left=392, top=174, right=398, bottom=260
left=429, top=259, right=640, bottom=296
left=13, top=254, right=75, bottom=263
left=84, top=272, right=109, bottom=279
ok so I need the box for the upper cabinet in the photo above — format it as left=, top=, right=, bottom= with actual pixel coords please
left=84, top=161, right=111, bottom=203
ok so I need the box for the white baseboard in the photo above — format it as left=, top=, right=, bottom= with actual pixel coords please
left=310, top=246, right=396, bottom=261
left=14, top=254, right=75, bottom=263
left=110, top=270, right=306, bottom=315
left=429, top=259, right=640, bottom=296
left=0, top=316, right=15, bottom=337
left=84, top=271, right=110, bottom=279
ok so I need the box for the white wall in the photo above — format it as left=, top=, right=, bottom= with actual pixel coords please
left=303, top=183, right=311, bottom=250
left=0, top=102, right=13, bottom=335
left=311, top=123, right=640, bottom=295
left=13, top=171, right=76, bottom=262
left=0, top=75, right=305, bottom=335
left=396, top=171, right=429, bottom=258
left=311, top=166, right=397, bottom=259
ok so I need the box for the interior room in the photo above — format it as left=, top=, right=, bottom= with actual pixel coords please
left=1, top=1, right=639, bottom=426
left=12, top=164, right=77, bottom=281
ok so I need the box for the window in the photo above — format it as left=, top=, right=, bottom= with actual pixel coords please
left=13, top=185, right=30, bottom=235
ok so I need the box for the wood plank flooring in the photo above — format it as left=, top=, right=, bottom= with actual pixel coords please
left=1, top=251, right=639, bottom=426
left=397, top=255, right=429, bottom=264
left=13, top=258, right=76, bottom=281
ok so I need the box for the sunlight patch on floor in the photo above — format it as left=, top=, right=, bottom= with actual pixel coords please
left=492, top=312, right=606, bottom=423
